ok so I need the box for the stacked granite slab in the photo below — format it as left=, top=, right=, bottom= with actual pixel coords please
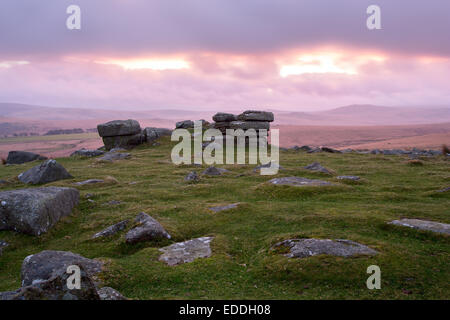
left=97, top=120, right=172, bottom=151
left=212, top=111, right=273, bottom=139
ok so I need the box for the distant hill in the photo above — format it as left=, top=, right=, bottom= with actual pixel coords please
left=1, top=102, right=450, bottom=126
left=276, top=104, right=450, bottom=125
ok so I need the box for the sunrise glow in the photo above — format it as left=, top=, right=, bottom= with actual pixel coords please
left=96, top=59, right=190, bottom=71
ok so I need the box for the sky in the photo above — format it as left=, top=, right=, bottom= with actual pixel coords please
left=0, top=0, right=449, bottom=111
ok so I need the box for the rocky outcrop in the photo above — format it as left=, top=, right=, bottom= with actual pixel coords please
left=0, top=187, right=79, bottom=236
left=18, top=159, right=73, bottom=184
left=97, top=119, right=171, bottom=150
left=176, top=120, right=195, bottom=129
left=125, top=212, right=171, bottom=244
left=211, top=111, right=274, bottom=141
left=6, top=151, right=47, bottom=165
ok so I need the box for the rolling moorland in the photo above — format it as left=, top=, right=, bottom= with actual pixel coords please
left=0, top=136, right=449, bottom=299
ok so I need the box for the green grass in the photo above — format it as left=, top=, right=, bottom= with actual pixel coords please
left=0, top=137, right=449, bottom=299
left=0, top=132, right=99, bottom=143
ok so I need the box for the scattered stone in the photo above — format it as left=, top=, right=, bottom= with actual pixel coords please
left=389, top=219, right=450, bottom=235
left=337, top=175, right=360, bottom=181
left=159, top=237, right=214, bottom=266
left=202, top=166, right=229, bottom=176
left=436, top=187, right=450, bottom=193
left=97, top=152, right=131, bottom=162
left=21, top=250, right=103, bottom=287
left=0, top=240, right=8, bottom=256
left=253, top=161, right=284, bottom=172
left=106, top=200, right=121, bottom=206
left=0, top=187, right=79, bottom=236
left=209, top=203, right=240, bottom=212
left=6, top=151, right=47, bottom=165
left=298, top=145, right=313, bottom=152
left=125, top=212, right=171, bottom=244
left=320, top=147, right=342, bottom=153
left=185, top=171, right=199, bottom=182
left=0, top=180, right=8, bottom=185
left=237, top=110, right=274, bottom=122
left=109, top=147, right=127, bottom=153
left=175, top=120, right=194, bottom=129
left=70, top=148, right=105, bottom=157
left=307, top=147, right=322, bottom=153
left=268, top=176, right=335, bottom=187
left=18, top=159, right=73, bottom=184
left=73, top=179, right=105, bottom=186
left=97, top=287, right=127, bottom=300
left=273, top=239, right=377, bottom=258
left=92, top=220, right=129, bottom=239
left=303, top=162, right=333, bottom=174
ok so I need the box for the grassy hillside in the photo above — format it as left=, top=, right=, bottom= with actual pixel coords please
left=0, top=137, right=449, bottom=299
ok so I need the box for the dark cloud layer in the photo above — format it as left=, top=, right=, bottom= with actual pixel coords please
left=1, top=0, right=449, bottom=58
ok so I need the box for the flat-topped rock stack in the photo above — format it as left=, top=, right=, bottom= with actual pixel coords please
left=211, top=110, right=274, bottom=142
left=97, top=119, right=171, bottom=151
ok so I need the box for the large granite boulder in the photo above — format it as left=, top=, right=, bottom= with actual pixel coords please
left=0, top=250, right=127, bottom=300
left=97, top=119, right=141, bottom=137
left=143, top=127, right=173, bottom=143
left=175, top=120, right=194, bottom=129
left=2, top=264, right=100, bottom=300
left=273, top=239, right=378, bottom=258
left=125, top=212, right=171, bottom=244
left=21, top=250, right=103, bottom=287
left=101, top=133, right=145, bottom=151
left=0, top=187, right=79, bottom=236
left=212, top=113, right=237, bottom=122
left=237, top=110, right=274, bottom=122
left=6, top=151, right=47, bottom=165
left=18, top=159, right=73, bottom=185
left=159, top=237, right=214, bottom=266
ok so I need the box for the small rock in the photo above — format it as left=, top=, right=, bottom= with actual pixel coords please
left=209, top=203, right=240, bottom=212
left=268, top=177, right=335, bottom=187
left=125, top=213, right=171, bottom=244
left=106, top=200, right=121, bottom=206
left=185, top=171, right=199, bottom=182
left=97, top=287, right=127, bottom=300
left=202, top=166, right=229, bottom=176
left=97, top=152, right=131, bottom=162
left=436, top=187, right=450, bottom=193
left=303, top=162, right=333, bottom=174
left=73, top=179, right=105, bottom=186
left=70, top=148, right=105, bottom=157
left=18, top=159, right=73, bottom=185
left=159, top=237, right=214, bottom=266
left=337, top=175, right=360, bottom=181
left=273, top=239, right=377, bottom=258
left=0, top=240, right=8, bottom=256
left=253, top=161, right=284, bottom=172
left=92, top=220, right=129, bottom=239
left=389, top=219, right=450, bottom=235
